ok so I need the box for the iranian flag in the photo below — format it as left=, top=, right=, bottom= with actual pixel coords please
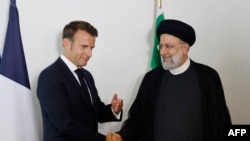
left=150, top=7, right=165, bottom=69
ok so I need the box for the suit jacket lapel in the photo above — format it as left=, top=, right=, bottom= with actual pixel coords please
left=56, top=58, right=93, bottom=111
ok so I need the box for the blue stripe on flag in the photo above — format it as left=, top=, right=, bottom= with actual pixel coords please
left=0, top=0, right=30, bottom=89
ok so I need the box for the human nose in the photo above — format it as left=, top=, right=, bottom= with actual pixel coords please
left=86, top=48, right=92, bottom=57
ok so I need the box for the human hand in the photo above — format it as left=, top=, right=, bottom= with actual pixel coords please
left=106, top=133, right=112, bottom=141
left=111, top=93, right=123, bottom=114
left=106, top=133, right=123, bottom=141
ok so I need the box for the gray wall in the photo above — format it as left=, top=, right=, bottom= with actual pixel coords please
left=1, top=0, right=249, bottom=140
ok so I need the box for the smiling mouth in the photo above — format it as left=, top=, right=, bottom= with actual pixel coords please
left=81, top=57, right=89, bottom=61
left=161, top=56, right=171, bottom=63
left=162, top=55, right=171, bottom=59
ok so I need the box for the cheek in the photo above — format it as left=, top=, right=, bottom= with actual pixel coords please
left=182, top=48, right=188, bottom=55
left=160, top=49, right=172, bottom=55
left=74, top=47, right=85, bottom=55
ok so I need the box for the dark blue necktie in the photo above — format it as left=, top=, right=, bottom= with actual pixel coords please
left=75, top=68, right=93, bottom=106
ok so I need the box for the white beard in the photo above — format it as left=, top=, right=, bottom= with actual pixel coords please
left=162, top=50, right=183, bottom=70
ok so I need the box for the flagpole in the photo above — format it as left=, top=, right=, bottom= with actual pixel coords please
left=158, top=0, right=162, bottom=9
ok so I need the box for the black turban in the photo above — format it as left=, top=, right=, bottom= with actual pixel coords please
left=156, top=19, right=196, bottom=47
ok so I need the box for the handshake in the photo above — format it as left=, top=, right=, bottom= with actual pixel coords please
left=106, top=133, right=123, bottom=141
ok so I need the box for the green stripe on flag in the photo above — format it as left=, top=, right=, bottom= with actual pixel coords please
left=150, top=10, right=165, bottom=69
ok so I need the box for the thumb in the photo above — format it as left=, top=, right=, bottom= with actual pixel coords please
left=113, top=93, right=118, bottom=100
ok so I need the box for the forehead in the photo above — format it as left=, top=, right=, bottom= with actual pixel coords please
left=72, top=30, right=95, bottom=42
left=73, top=30, right=89, bottom=38
left=160, top=33, right=180, bottom=44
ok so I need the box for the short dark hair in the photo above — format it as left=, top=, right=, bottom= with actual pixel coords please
left=62, top=20, right=98, bottom=40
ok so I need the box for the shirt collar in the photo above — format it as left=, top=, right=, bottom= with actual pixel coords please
left=60, top=54, right=79, bottom=72
left=169, top=58, right=190, bottom=75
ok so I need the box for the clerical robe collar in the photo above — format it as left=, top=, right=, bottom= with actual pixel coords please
left=169, top=58, right=190, bottom=75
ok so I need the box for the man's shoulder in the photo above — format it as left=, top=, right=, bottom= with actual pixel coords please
left=191, top=60, right=221, bottom=80
left=192, top=60, right=218, bottom=73
left=142, top=66, right=164, bottom=82
left=39, top=57, right=63, bottom=76
left=146, top=66, right=164, bottom=75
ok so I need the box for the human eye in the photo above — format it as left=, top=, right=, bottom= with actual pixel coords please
left=158, top=44, right=173, bottom=50
left=157, top=45, right=162, bottom=51
left=166, top=45, right=174, bottom=48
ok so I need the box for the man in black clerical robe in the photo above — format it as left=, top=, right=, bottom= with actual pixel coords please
left=108, top=19, right=231, bottom=141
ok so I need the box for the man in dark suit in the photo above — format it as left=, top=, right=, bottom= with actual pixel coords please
left=37, top=20, right=123, bottom=141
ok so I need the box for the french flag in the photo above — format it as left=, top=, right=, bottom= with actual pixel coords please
left=0, top=0, right=39, bottom=140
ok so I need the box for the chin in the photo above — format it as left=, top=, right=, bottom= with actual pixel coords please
left=162, top=63, right=171, bottom=70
